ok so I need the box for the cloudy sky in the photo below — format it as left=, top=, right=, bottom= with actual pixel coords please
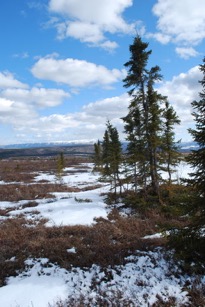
left=0, top=0, right=205, bottom=145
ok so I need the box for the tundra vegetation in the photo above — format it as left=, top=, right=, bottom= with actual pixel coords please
left=0, top=36, right=205, bottom=306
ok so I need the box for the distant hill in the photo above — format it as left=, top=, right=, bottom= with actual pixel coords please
left=0, top=144, right=94, bottom=159
left=180, top=141, right=199, bottom=152
left=0, top=141, right=94, bottom=150
left=0, top=141, right=198, bottom=159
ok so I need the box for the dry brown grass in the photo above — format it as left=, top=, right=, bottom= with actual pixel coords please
left=0, top=209, right=166, bottom=286
left=0, top=183, right=81, bottom=201
left=0, top=156, right=92, bottom=201
left=0, top=156, right=90, bottom=183
left=0, top=157, right=204, bottom=306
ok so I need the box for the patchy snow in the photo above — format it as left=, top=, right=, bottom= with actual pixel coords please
left=0, top=252, right=191, bottom=307
left=0, top=259, right=68, bottom=307
left=67, top=247, right=76, bottom=254
left=143, top=231, right=170, bottom=240
left=160, top=161, right=192, bottom=182
left=8, top=189, right=108, bottom=226
left=34, top=164, right=102, bottom=188
left=0, top=163, right=109, bottom=226
left=0, top=161, right=203, bottom=306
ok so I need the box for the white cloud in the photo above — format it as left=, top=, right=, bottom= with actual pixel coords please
left=2, top=87, right=70, bottom=108
left=48, top=0, right=137, bottom=49
left=83, top=93, right=129, bottom=118
left=31, top=56, right=126, bottom=88
left=150, top=0, right=205, bottom=57
left=62, top=21, right=105, bottom=43
left=1, top=64, right=202, bottom=144
left=0, top=97, right=14, bottom=112
left=2, top=93, right=129, bottom=144
left=100, top=40, right=119, bottom=51
left=0, top=75, right=70, bottom=133
left=33, top=93, right=129, bottom=137
left=175, top=47, right=199, bottom=59
left=0, top=97, right=37, bottom=126
left=0, top=72, right=28, bottom=89
left=158, top=65, right=202, bottom=139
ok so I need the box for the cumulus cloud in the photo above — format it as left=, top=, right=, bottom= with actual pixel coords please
left=2, top=87, right=70, bottom=108
left=36, top=93, right=129, bottom=136
left=0, top=64, right=202, bottom=144
left=158, top=65, right=202, bottom=139
left=0, top=97, right=37, bottom=126
left=31, top=56, right=126, bottom=88
left=83, top=93, right=129, bottom=118
left=0, top=98, right=14, bottom=112
left=150, top=0, right=205, bottom=58
left=3, top=93, right=129, bottom=144
left=0, top=70, right=70, bottom=134
left=0, top=72, right=28, bottom=89
left=47, top=0, right=137, bottom=49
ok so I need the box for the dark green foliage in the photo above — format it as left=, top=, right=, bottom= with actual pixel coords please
left=101, top=121, right=122, bottom=195
left=122, top=35, right=180, bottom=201
left=93, top=140, right=102, bottom=171
left=123, top=99, right=148, bottom=193
left=188, top=57, right=205, bottom=198
left=168, top=57, right=205, bottom=271
left=160, top=100, right=181, bottom=184
left=168, top=226, right=205, bottom=274
left=57, top=152, right=65, bottom=180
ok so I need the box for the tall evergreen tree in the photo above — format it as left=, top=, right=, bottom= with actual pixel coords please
left=123, top=36, right=163, bottom=199
left=123, top=99, right=148, bottom=193
left=123, top=35, right=181, bottom=201
left=93, top=140, right=102, bottom=171
left=101, top=121, right=122, bottom=194
left=160, top=100, right=181, bottom=184
left=146, top=66, right=164, bottom=197
left=188, top=57, right=205, bottom=209
left=169, top=58, right=205, bottom=263
left=102, top=128, right=111, bottom=177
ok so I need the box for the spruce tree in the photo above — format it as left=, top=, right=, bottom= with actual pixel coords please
left=123, top=35, right=181, bottom=201
left=161, top=100, right=181, bottom=184
left=188, top=57, right=205, bottom=210
left=146, top=66, right=164, bottom=197
left=123, top=36, right=163, bottom=199
left=93, top=140, right=102, bottom=171
left=123, top=100, right=148, bottom=193
left=169, top=59, right=205, bottom=264
left=101, top=121, right=122, bottom=194
left=102, top=128, right=111, bottom=177
left=56, top=152, right=65, bottom=182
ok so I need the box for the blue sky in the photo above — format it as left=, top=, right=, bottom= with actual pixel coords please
left=0, top=0, right=205, bottom=145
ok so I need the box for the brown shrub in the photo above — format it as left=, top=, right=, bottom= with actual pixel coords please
left=0, top=156, right=91, bottom=183
left=0, top=183, right=80, bottom=202
left=0, top=210, right=166, bottom=286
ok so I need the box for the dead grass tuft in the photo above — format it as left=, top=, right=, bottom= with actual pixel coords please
left=0, top=209, right=166, bottom=286
left=0, top=183, right=80, bottom=202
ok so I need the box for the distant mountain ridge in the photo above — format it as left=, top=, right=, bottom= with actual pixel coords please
left=0, top=141, right=199, bottom=159
left=0, top=143, right=94, bottom=159
left=180, top=141, right=199, bottom=152
left=0, top=141, right=94, bottom=149
left=0, top=140, right=198, bottom=150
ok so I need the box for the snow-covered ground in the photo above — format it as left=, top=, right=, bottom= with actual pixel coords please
left=0, top=162, right=203, bottom=306
left=0, top=165, right=110, bottom=226
left=0, top=252, right=190, bottom=307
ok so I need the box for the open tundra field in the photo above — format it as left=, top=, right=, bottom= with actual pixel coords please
left=0, top=156, right=204, bottom=306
